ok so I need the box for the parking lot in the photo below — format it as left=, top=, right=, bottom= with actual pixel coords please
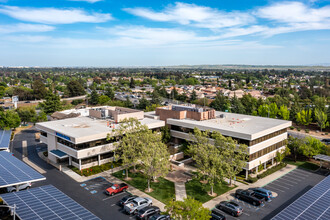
left=211, top=168, right=326, bottom=220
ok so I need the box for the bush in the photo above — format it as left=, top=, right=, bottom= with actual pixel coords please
left=257, top=163, right=287, bottom=179
left=43, top=151, right=48, bottom=157
left=246, top=176, right=258, bottom=183
left=305, top=129, right=309, bottom=133
left=71, top=160, right=123, bottom=176
left=297, top=128, right=301, bottom=131
left=290, top=126, right=295, bottom=130
left=71, top=99, right=84, bottom=106
left=325, top=132, right=328, bottom=135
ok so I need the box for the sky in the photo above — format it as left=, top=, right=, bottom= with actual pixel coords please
left=0, top=0, right=330, bottom=67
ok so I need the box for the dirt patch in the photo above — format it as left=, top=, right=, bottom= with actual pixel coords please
left=208, top=192, right=217, bottom=197
left=124, top=177, right=133, bottom=181
left=145, top=188, right=154, bottom=193
left=200, top=180, right=208, bottom=184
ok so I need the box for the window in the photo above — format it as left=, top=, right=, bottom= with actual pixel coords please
left=57, top=136, right=119, bottom=150
left=81, top=156, right=98, bottom=165
left=100, top=151, right=114, bottom=160
left=249, top=128, right=287, bottom=146
left=249, top=140, right=286, bottom=161
left=40, top=131, right=47, bottom=137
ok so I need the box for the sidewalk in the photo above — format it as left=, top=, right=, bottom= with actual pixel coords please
left=203, top=164, right=297, bottom=209
left=175, top=182, right=187, bottom=201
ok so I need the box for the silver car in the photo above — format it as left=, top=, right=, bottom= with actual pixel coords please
left=7, top=182, right=31, bottom=193
left=124, top=197, right=152, bottom=215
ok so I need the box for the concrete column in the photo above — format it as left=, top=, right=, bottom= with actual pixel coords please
left=272, top=158, right=274, bottom=165
left=98, top=155, right=101, bottom=166
left=79, top=159, right=81, bottom=170
left=256, top=166, right=258, bottom=174
left=69, top=156, right=72, bottom=166
left=264, top=162, right=267, bottom=170
left=245, top=169, right=248, bottom=180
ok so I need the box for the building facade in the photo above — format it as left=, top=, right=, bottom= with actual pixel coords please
left=36, top=106, right=165, bottom=170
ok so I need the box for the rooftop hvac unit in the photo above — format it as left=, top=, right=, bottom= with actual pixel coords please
left=219, top=114, right=225, bottom=118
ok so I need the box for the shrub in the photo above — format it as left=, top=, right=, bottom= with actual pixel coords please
left=290, top=126, right=295, bottom=130
left=297, top=128, right=301, bottom=131
left=325, top=132, right=329, bottom=135
left=257, top=163, right=287, bottom=179
left=305, top=129, right=309, bottom=133
left=43, top=151, right=48, bottom=157
left=246, top=176, right=258, bottom=183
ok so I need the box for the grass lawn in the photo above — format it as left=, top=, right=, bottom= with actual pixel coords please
left=284, top=159, right=319, bottom=171
left=185, top=179, right=235, bottom=203
left=112, top=170, right=175, bottom=204
left=69, top=160, right=123, bottom=176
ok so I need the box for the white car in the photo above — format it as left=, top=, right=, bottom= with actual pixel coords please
left=124, top=197, right=152, bottom=215
left=6, top=182, right=31, bottom=193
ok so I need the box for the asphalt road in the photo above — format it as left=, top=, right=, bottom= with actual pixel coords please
left=11, top=127, right=130, bottom=220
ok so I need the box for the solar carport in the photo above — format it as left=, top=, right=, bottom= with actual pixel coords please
left=272, top=175, right=330, bottom=220
left=0, top=129, right=11, bottom=151
left=0, top=151, right=45, bottom=189
left=1, top=185, right=100, bottom=220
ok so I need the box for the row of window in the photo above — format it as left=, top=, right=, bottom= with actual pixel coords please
left=71, top=151, right=115, bottom=165
left=170, top=125, right=287, bottom=146
left=249, top=140, right=287, bottom=161
left=57, top=136, right=119, bottom=150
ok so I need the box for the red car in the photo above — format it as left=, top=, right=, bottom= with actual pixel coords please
left=106, top=183, right=128, bottom=196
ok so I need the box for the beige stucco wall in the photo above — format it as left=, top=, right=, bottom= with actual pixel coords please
left=246, top=146, right=285, bottom=170
left=249, top=132, right=288, bottom=154
left=76, top=142, right=117, bottom=159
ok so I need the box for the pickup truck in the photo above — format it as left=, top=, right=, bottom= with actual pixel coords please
left=124, top=197, right=153, bottom=215
left=235, top=189, right=265, bottom=206
left=105, top=183, right=128, bottom=196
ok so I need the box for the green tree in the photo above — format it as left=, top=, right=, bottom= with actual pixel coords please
left=40, top=92, right=62, bottom=114
left=210, top=92, right=230, bottom=111
left=105, top=86, right=115, bottom=100
left=0, top=110, right=21, bottom=130
left=230, top=95, right=245, bottom=114
left=189, top=128, right=224, bottom=195
left=124, top=96, right=133, bottom=108
left=32, top=79, right=47, bottom=99
left=287, top=137, right=304, bottom=162
left=66, top=80, right=85, bottom=97
left=241, top=94, right=257, bottom=115
left=170, top=87, right=179, bottom=100
left=98, top=95, right=110, bottom=105
left=145, top=104, right=161, bottom=112
left=258, top=104, right=269, bottom=117
left=296, top=109, right=312, bottom=127
left=269, top=103, right=278, bottom=118
left=151, top=89, right=161, bottom=105
left=278, top=105, right=290, bottom=120
left=161, top=125, right=171, bottom=143
left=129, top=77, right=135, bottom=88
left=90, top=89, right=99, bottom=105
left=275, top=146, right=290, bottom=165
left=190, top=90, right=197, bottom=102
left=314, top=109, right=329, bottom=132
left=165, top=197, right=211, bottom=220
left=0, top=86, right=5, bottom=98
left=17, top=107, right=36, bottom=125
left=137, top=97, right=150, bottom=110
left=301, top=137, right=326, bottom=158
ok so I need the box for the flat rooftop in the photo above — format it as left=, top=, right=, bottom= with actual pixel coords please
left=37, top=116, right=164, bottom=143
left=168, top=111, right=291, bottom=140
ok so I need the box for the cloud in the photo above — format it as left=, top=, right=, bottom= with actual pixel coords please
left=0, top=23, right=55, bottom=34
left=124, top=2, right=254, bottom=29
left=0, top=6, right=112, bottom=24
left=68, top=0, right=103, bottom=3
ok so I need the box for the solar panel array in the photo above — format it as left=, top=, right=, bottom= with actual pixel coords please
left=0, top=151, right=45, bottom=187
left=1, top=185, right=100, bottom=220
left=314, top=154, right=330, bottom=163
left=0, top=129, right=11, bottom=149
left=272, top=175, right=330, bottom=220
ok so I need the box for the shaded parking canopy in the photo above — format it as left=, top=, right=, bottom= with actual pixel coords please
left=313, top=154, right=330, bottom=163
left=0, top=129, right=11, bottom=150
left=272, top=175, right=330, bottom=220
left=0, top=151, right=45, bottom=188
left=0, top=185, right=100, bottom=220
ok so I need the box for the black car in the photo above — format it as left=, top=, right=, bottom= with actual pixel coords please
left=136, top=206, right=160, bottom=220
left=216, top=201, right=243, bottom=217
left=210, top=208, right=226, bottom=220
left=119, top=195, right=138, bottom=206
left=235, top=189, right=265, bottom=206
left=149, top=214, right=171, bottom=220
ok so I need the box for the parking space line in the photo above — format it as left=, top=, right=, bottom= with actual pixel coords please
left=275, top=178, right=297, bottom=186
left=291, top=170, right=310, bottom=176
left=282, top=174, right=304, bottom=181
left=102, top=192, right=126, bottom=200
left=268, top=182, right=290, bottom=189
left=265, top=185, right=285, bottom=193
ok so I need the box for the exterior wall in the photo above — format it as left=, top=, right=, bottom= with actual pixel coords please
left=115, top=111, right=144, bottom=122
left=40, top=135, right=48, bottom=144
left=72, top=157, right=114, bottom=169
left=76, top=143, right=116, bottom=159
left=89, top=109, right=102, bottom=118
left=246, top=146, right=286, bottom=170
left=46, top=133, right=58, bottom=164
left=57, top=142, right=78, bottom=158
left=249, top=133, right=287, bottom=154
left=156, top=108, right=185, bottom=121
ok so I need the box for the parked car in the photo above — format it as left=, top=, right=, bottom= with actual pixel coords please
left=149, top=214, right=171, bottom=220
left=105, top=183, right=128, bottom=196
left=321, top=139, right=330, bottom=145
left=136, top=206, right=160, bottom=220
left=216, top=201, right=243, bottom=217
left=250, top=187, right=273, bottom=201
left=124, top=197, right=152, bottom=215
left=119, top=195, right=138, bottom=206
left=210, top=208, right=226, bottom=220
left=6, top=182, right=31, bottom=193
left=235, top=189, right=265, bottom=206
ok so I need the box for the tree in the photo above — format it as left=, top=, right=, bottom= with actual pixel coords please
left=129, top=77, right=135, bottom=88
left=296, top=109, right=312, bottom=127
left=189, top=128, right=224, bottom=195
left=90, top=89, right=99, bottom=105
left=314, top=109, right=329, bottom=132
left=145, top=104, right=161, bottom=112
left=161, top=125, right=171, bottom=143
left=170, top=87, right=179, bottom=100
left=241, top=94, right=257, bottom=115
left=275, top=146, right=290, bottom=165
left=230, top=95, right=245, bottom=114
left=258, top=104, right=269, bottom=117
left=17, top=107, right=36, bottom=125
left=213, top=132, right=247, bottom=186
left=32, top=79, right=47, bottom=99
left=40, top=92, right=62, bottom=114
left=278, top=105, right=290, bottom=120
left=151, top=89, right=161, bottom=105
left=105, top=86, right=115, bottom=100
left=0, top=110, right=21, bottom=130
left=66, top=80, right=85, bottom=97
left=301, top=137, right=326, bottom=158
left=210, top=92, right=230, bottom=111
left=124, top=96, right=133, bottom=108
left=140, top=131, right=170, bottom=192
left=269, top=103, right=278, bottom=118
left=190, top=90, right=197, bottom=102
left=98, top=95, right=110, bottom=105
left=287, top=137, right=304, bottom=162
left=137, top=97, right=150, bottom=110
left=165, top=197, right=210, bottom=220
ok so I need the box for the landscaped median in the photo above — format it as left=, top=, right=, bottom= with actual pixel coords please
left=112, top=169, right=176, bottom=204
left=185, top=179, right=235, bottom=203
left=69, top=160, right=123, bottom=176
left=283, top=159, right=320, bottom=171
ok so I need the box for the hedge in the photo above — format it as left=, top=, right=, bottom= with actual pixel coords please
left=257, top=163, right=287, bottom=179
